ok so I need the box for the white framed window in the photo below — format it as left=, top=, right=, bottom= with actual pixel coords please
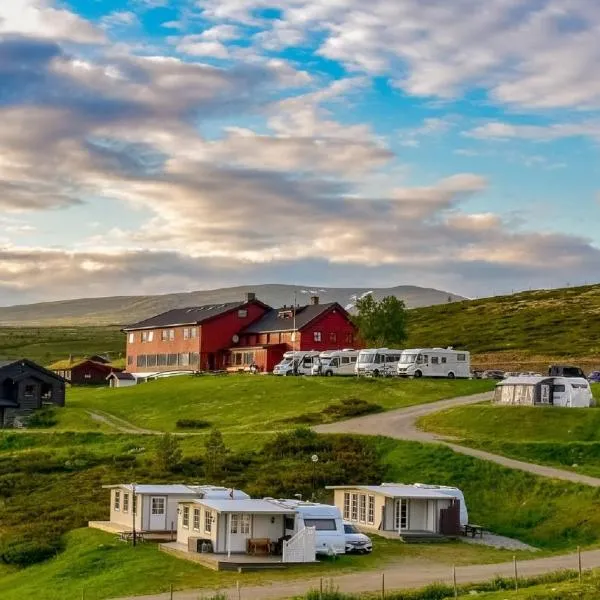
left=193, top=508, right=200, bottom=531
left=230, top=513, right=239, bottom=534
left=161, top=330, right=168, bottom=341
left=457, top=354, right=466, bottom=361
left=151, top=497, right=165, bottom=515
left=182, top=506, right=190, bottom=528
left=314, top=331, right=322, bottom=342
left=240, top=514, right=250, bottom=534
left=114, top=490, right=121, bottom=511
left=128, top=333, right=134, bottom=344
left=343, top=493, right=350, bottom=520
left=367, top=496, right=375, bottom=525
left=394, top=499, right=408, bottom=530
left=238, top=309, right=248, bottom=318
left=350, top=493, right=358, bottom=521
left=84, top=373, right=91, bottom=379
left=204, top=510, right=212, bottom=534
left=169, top=329, right=175, bottom=341
left=123, top=493, right=129, bottom=513
left=359, top=495, right=366, bottom=523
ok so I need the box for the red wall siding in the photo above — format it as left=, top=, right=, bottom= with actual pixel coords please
left=299, top=308, right=359, bottom=351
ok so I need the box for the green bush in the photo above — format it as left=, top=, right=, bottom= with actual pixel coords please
left=176, top=419, right=211, bottom=429
left=26, top=409, right=58, bottom=428
left=0, top=538, right=61, bottom=566
left=322, top=398, right=384, bottom=419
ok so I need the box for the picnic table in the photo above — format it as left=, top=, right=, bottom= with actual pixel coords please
left=118, top=531, right=145, bottom=543
left=463, top=524, right=484, bottom=538
left=246, top=538, right=271, bottom=555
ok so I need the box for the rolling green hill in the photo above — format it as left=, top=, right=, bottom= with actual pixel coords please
left=406, top=283, right=600, bottom=370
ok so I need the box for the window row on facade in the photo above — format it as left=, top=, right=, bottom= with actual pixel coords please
left=343, top=492, right=376, bottom=525
left=129, top=353, right=200, bottom=368
left=129, top=327, right=198, bottom=344
left=181, top=505, right=220, bottom=534
left=113, top=490, right=137, bottom=514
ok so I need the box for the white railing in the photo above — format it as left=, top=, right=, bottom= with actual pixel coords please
left=282, top=526, right=316, bottom=563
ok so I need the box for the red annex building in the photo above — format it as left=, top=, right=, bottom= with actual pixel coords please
left=123, top=294, right=358, bottom=374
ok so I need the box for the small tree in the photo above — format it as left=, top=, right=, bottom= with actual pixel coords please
left=354, top=295, right=408, bottom=348
left=204, top=429, right=228, bottom=481
left=155, top=433, right=182, bottom=472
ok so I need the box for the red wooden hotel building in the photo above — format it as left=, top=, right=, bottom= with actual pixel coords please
left=123, top=293, right=359, bottom=374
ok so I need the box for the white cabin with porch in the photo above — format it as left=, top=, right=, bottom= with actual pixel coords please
left=327, top=484, right=463, bottom=539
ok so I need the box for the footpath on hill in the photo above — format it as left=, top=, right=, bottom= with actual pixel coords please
left=316, top=392, right=600, bottom=487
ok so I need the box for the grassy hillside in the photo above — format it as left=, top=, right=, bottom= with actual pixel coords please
left=406, top=283, right=600, bottom=367
left=65, top=376, right=493, bottom=432
left=0, top=326, right=123, bottom=365
left=419, top=393, right=600, bottom=478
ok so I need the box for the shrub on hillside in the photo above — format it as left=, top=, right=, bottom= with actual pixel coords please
left=26, top=408, right=58, bottom=428
left=322, top=398, right=383, bottom=420
left=0, top=537, right=62, bottom=567
left=176, top=419, right=211, bottom=429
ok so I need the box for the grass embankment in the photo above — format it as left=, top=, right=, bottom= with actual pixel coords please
left=406, top=283, right=600, bottom=369
left=64, top=376, right=493, bottom=433
left=419, top=390, right=600, bottom=477
left=0, top=326, right=123, bottom=366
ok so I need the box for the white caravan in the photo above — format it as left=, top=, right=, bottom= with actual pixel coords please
left=410, top=483, right=468, bottom=527
left=266, top=499, right=346, bottom=555
left=273, top=351, right=320, bottom=376
left=355, top=349, right=403, bottom=377
left=312, top=350, right=359, bottom=376
left=396, top=348, right=470, bottom=379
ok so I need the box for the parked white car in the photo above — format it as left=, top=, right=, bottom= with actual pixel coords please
left=343, top=521, right=372, bottom=553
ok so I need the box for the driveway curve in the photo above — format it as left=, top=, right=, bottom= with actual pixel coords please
left=315, top=391, right=600, bottom=487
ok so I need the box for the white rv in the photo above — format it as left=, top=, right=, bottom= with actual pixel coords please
left=355, top=349, right=403, bottom=377
left=410, top=483, right=468, bottom=527
left=396, top=348, right=470, bottom=379
left=312, top=350, right=359, bottom=376
left=273, top=351, right=320, bottom=376
left=266, top=499, right=346, bottom=555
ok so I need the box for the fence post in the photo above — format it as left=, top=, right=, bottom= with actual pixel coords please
left=382, top=572, right=385, bottom=599
left=237, top=580, right=241, bottom=600
left=81, top=587, right=85, bottom=600
left=453, top=565, right=457, bottom=599
left=578, top=546, right=582, bottom=584
left=513, top=555, right=518, bottom=592
left=169, top=583, right=173, bottom=600
left=320, top=577, right=323, bottom=600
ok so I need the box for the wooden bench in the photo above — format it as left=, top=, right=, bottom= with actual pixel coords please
left=463, top=524, right=484, bottom=538
left=118, top=531, right=145, bottom=543
left=246, top=538, right=271, bottom=555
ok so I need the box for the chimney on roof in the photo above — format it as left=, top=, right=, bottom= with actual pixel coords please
left=245, top=292, right=256, bottom=302
left=310, top=296, right=319, bottom=305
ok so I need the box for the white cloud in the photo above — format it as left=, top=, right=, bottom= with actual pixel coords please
left=0, top=0, right=104, bottom=43
left=100, top=11, right=139, bottom=29
left=466, top=121, right=600, bottom=142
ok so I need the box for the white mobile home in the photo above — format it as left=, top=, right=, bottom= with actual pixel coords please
left=494, top=376, right=594, bottom=408
left=396, top=348, right=470, bottom=378
left=355, top=349, right=403, bottom=377
left=99, top=484, right=249, bottom=534
left=312, top=350, right=358, bottom=377
left=327, top=484, right=463, bottom=538
left=265, top=499, right=346, bottom=555
left=176, top=498, right=297, bottom=555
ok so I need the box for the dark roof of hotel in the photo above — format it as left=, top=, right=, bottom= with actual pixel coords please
left=243, top=303, right=346, bottom=334
left=123, top=302, right=246, bottom=330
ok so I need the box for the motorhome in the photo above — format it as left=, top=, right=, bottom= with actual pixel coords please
left=265, top=499, right=346, bottom=555
left=355, top=349, right=403, bottom=377
left=396, top=348, right=470, bottom=378
left=272, top=351, right=320, bottom=376
left=494, top=376, right=594, bottom=408
left=312, top=350, right=359, bottom=376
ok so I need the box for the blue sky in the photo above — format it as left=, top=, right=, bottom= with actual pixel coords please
left=0, top=0, right=599, bottom=304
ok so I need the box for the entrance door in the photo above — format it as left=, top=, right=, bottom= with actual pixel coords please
left=207, top=353, right=216, bottom=371
left=149, top=496, right=167, bottom=530
left=228, top=513, right=251, bottom=552
left=394, top=499, right=408, bottom=532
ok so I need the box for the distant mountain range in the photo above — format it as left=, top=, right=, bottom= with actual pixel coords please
left=0, top=284, right=466, bottom=327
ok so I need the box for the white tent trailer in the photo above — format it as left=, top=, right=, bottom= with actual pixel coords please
left=266, top=499, right=346, bottom=555
left=355, top=349, right=403, bottom=377
left=311, top=350, right=359, bottom=376
left=327, top=484, right=463, bottom=539
left=273, top=351, right=320, bottom=376
left=494, top=376, right=594, bottom=408
left=97, top=484, right=249, bottom=535
left=396, top=348, right=470, bottom=379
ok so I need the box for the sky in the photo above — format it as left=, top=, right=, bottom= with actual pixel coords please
left=0, top=0, right=599, bottom=305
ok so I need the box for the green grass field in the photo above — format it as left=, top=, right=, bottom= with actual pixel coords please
left=64, top=375, right=493, bottom=433
left=419, top=390, right=600, bottom=477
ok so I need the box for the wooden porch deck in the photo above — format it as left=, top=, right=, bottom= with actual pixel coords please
left=88, top=521, right=176, bottom=541
left=160, top=542, right=319, bottom=572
